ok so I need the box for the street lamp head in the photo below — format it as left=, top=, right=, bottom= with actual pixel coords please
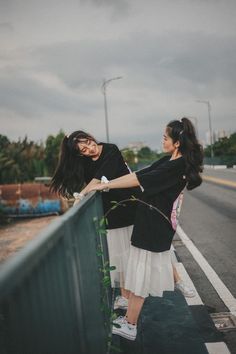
left=101, top=76, right=123, bottom=92
left=105, top=76, right=123, bottom=85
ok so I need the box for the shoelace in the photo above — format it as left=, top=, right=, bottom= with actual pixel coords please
left=113, top=316, right=127, bottom=325
left=117, top=297, right=128, bottom=304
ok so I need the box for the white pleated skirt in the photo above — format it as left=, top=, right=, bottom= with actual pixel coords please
left=125, top=245, right=174, bottom=298
left=106, top=225, right=133, bottom=288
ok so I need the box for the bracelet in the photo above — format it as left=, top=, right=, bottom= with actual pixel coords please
left=101, top=176, right=109, bottom=192
left=73, top=192, right=85, bottom=200
left=103, top=182, right=110, bottom=192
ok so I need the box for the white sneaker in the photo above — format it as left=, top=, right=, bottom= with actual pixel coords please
left=114, top=296, right=128, bottom=310
left=113, top=315, right=127, bottom=326
left=175, top=280, right=196, bottom=298
left=112, top=316, right=137, bottom=341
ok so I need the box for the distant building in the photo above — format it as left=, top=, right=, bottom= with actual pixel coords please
left=216, top=130, right=230, bottom=140
left=205, top=130, right=230, bottom=145
left=122, top=142, right=147, bottom=164
left=205, top=131, right=216, bottom=145
left=125, top=141, right=146, bottom=154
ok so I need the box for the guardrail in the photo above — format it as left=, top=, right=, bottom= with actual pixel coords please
left=0, top=192, right=110, bottom=354
left=204, top=156, right=236, bottom=167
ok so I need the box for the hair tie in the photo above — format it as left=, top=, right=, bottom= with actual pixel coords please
left=65, top=133, right=70, bottom=139
left=179, top=130, right=184, bottom=135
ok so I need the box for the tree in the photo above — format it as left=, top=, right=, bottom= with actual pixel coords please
left=137, top=146, right=158, bottom=162
left=121, top=149, right=136, bottom=165
left=44, top=130, right=65, bottom=176
left=0, top=134, right=10, bottom=150
left=204, top=132, right=236, bottom=157
left=0, top=136, right=46, bottom=184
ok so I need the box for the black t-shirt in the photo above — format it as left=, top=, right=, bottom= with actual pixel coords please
left=83, top=143, right=140, bottom=229
left=132, top=156, right=186, bottom=252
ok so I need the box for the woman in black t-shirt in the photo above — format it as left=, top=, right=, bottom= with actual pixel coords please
left=88, top=117, right=203, bottom=341
left=50, top=131, right=140, bottom=307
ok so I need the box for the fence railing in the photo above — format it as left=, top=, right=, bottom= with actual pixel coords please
left=0, top=192, right=110, bottom=354
left=204, top=156, right=236, bottom=167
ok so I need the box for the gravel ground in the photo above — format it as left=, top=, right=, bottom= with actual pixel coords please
left=0, top=216, right=58, bottom=264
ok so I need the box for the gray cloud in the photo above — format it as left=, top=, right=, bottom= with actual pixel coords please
left=0, top=22, right=14, bottom=33
left=26, top=30, right=236, bottom=96
left=80, top=0, right=130, bottom=18
left=0, top=0, right=236, bottom=147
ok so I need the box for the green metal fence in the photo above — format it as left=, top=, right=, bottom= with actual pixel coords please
left=0, top=192, right=110, bottom=354
left=204, top=156, right=236, bottom=167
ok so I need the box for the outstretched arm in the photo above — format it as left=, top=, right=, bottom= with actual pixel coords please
left=80, top=178, right=100, bottom=195
left=87, top=172, right=140, bottom=193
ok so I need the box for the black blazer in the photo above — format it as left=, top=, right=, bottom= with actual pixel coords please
left=132, top=156, right=186, bottom=252
left=83, top=143, right=140, bottom=229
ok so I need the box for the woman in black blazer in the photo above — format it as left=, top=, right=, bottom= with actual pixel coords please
left=88, top=117, right=203, bottom=341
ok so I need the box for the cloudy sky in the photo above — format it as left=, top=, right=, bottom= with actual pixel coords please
left=0, top=0, right=236, bottom=150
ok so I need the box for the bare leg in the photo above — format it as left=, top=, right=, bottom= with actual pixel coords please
left=125, top=292, right=144, bottom=325
left=119, top=272, right=131, bottom=299
left=173, top=264, right=181, bottom=283
left=121, top=288, right=131, bottom=299
left=173, top=264, right=196, bottom=297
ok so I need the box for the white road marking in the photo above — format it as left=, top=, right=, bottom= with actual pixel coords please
left=177, top=225, right=236, bottom=316
left=205, top=342, right=231, bottom=354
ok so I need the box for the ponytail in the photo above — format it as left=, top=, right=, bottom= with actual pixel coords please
left=50, top=130, right=95, bottom=197
left=167, top=117, right=203, bottom=190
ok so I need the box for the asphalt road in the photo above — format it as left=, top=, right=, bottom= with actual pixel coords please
left=179, top=170, right=236, bottom=297
left=176, top=169, right=236, bottom=353
left=204, top=167, right=236, bottom=182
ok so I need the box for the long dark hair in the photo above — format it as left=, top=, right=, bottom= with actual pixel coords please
left=50, top=131, right=97, bottom=197
left=167, top=117, right=203, bottom=190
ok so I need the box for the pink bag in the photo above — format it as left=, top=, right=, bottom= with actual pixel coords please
left=171, top=191, right=184, bottom=231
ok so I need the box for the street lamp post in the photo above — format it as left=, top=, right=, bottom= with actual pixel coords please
left=196, top=100, right=214, bottom=159
left=101, top=76, right=123, bottom=143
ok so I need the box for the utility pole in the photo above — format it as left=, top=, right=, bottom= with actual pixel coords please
left=196, top=100, right=214, bottom=159
left=101, top=76, right=123, bottom=143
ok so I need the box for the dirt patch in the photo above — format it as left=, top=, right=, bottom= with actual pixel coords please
left=0, top=216, right=58, bottom=264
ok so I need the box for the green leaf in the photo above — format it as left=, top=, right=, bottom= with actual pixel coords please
left=99, top=229, right=107, bottom=235
left=103, top=281, right=111, bottom=288
left=108, top=266, right=116, bottom=271
left=99, top=218, right=105, bottom=226
left=102, top=275, right=110, bottom=283
left=111, top=313, right=117, bottom=320
left=101, top=268, right=108, bottom=274
left=103, top=306, right=111, bottom=315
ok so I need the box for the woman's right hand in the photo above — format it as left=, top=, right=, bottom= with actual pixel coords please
left=73, top=198, right=81, bottom=206
left=73, top=192, right=85, bottom=206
